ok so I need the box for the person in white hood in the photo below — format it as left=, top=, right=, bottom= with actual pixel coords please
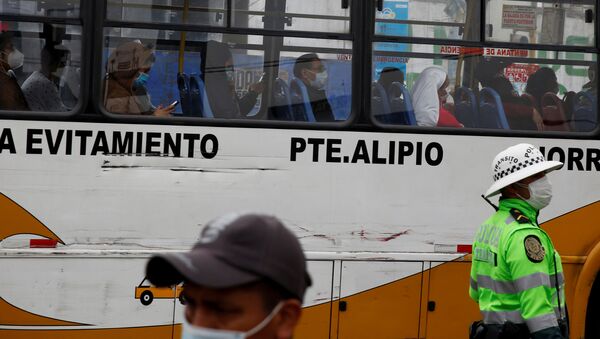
left=411, top=66, right=462, bottom=128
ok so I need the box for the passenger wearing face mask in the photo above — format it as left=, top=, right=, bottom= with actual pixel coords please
left=104, top=41, right=173, bottom=116
left=469, top=144, right=568, bottom=339
left=146, top=213, right=311, bottom=339
left=21, top=44, right=70, bottom=112
left=411, top=66, right=462, bottom=128
left=292, top=53, right=335, bottom=122
left=0, top=31, right=29, bottom=111
left=204, top=40, right=263, bottom=119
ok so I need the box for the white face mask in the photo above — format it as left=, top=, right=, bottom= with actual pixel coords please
left=5, top=48, right=24, bottom=70
left=517, top=176, right=553, bottom=211
left=182, top=302, right=283, bottom=339
left=309, top=70, right=328, bottom=90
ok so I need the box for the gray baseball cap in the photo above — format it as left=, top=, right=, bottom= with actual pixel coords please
left=146, top=213, right=312, bottom=302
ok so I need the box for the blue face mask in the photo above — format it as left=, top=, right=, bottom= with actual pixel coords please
left=134, top=72, right=150, bottom=88
left=181, top=302, right=283, bottom=339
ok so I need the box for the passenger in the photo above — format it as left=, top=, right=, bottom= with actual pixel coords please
left=582, top=64, right=597, bottom=95
left=525, top=67, right=559, bottom=110
left=204, top=40, right=263, bottom=119
left=377, top=66, right=404, bottom=91
left=411, top=66, right=462, bottom=127
left=292, top=53, right=335, bottom=122
left=21, top=44, right=70, bottom=112
left=145, top=213, right=311, bottom=339
left=0, top=31, right=29, bottom=111
left=488, top=75, right=543, bottom=130
left=104, top=41, right=173, bottom=116
left=474, top=58, right=509, bottom=89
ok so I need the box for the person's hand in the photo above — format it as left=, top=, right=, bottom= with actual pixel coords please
left=532, top=108, right=544, bottom=131
left=154, top=104, right=175, bottom=117
left=249, top=81, right=264, bottom=94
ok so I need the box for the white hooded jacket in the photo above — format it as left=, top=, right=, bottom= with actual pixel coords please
left=411, top=66, right=447, bottom=127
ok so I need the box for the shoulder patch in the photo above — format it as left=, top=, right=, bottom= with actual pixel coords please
left=510, top=208, right=530, bottom=224
left=524, top=235, right=545, bottom=263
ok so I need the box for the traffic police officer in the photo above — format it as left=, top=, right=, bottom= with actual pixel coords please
left=470, top=143, right=568, bottom=339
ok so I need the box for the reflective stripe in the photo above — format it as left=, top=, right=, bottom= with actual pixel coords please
left=476, top=272, right=564, bottom=294
left=470, top=277, right=478, bottom=291
left=505, top=216, right=515, bottom=225
left=482, top=310, right=524, bottom=324
left=525, top=313, right=559, bottom=333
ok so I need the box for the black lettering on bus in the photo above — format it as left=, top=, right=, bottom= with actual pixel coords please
left=65, top=130, right=73, bottom=155
left=326, top=139, right=342, bottom=163
left=26, top=129, right=43, bottom=155
left=0, top=128, right=16, bottom=154
left=200, top=134, right=218, bottom=159
left=587, top=148, right=600, bottom=171
left=397, top=142, right=413, bottom=165
left=145, top=132, right=161, bottom=155
left=307, top=138, right=325, bottom=162
left=372, top=140, right=386, bottom=164
left=112, top=131, right=133, bottom=155
left=568, top=148, right=584, bottom=171
left=352, top=140, right=370, bottom=164
left=75, top=130, right=93, bottom=155
left=425, top=142, right=443, bottom=166
left=91, top=131, right=110, bottom=156
left=183, top=134, right=200, bottom=158
left=44, top=129, right=64, bottom=155
left=164, top=133, right=181, bottom=157
left=135, top=132, right=144, bottom=155
left=388, top=141, right=396, bottom=164
left=546, top=147, right=565, bottom=163
left=290, top=137, right=306, bottom=162
left=415, top=142, right=423, bottom=165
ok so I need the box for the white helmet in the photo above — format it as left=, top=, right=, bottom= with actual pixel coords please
left=484, top=143, right=563, bottom=198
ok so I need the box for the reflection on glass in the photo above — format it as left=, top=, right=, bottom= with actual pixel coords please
left=0, top=22, right=81, bottom=112
left=372, top=42, right=597, bottom=132
left=106, top=0, right=225, bottom=27
left=375, top=0, right=479, bottom=40
left=0, top=0, right=80, bottom=17
left=486, top=0, right=595, bottom=46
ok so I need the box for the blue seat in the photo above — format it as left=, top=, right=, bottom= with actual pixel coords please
left=571, top=91, right=597, bottom=132
left=290, top=78, right=316, bottom=122
left=270, top=78, right=293, bottom=121
left=371, top=81, right=391, bottom=122
left=454, top=86, right=478, bottom=128
left=189, top=74, right=214, bottom=118
left=177, top=73, right=193, bottom=116
left=375, top=82, right=415, bottom=125
left=478, top=87, right=510, bottom=129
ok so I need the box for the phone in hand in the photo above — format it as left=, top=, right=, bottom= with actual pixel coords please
left=168, top=100, right=179, bottom=108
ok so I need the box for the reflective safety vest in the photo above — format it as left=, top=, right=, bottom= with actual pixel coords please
left=469, top=198, right=566, bottom=334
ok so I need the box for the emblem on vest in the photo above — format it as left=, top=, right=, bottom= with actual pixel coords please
left=524, top=235, right=545, bottom=263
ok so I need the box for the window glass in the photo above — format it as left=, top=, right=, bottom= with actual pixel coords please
left=106, top=0, right=226, bottom=27
left=486, top=0, right=595, bottom=46
left=371, top=42, right=597, bottom=132
left=0, top=0, right=80, bottom=17
left=232, top=0, right=350, bottom=33
left=375, top=0, right=480, bottom=41
left=101, top=29, right=352, bottom=122
left=0, top=22, right=82, bottom=113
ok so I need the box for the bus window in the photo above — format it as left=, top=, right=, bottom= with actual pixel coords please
left=485, top=0, right=596, bottom=47
left=375, top=0, right=480, bottom=41
left=101, top=28, right=265, bottom=119
left=372, top=42, right=598, bottom=132
left=0, top=0, right=79, bottom=17
left=0, top=22, right=82, bottom=113
left=106, top=0, right=226, bottom=27
left=232, top=0, right=350, bottom=34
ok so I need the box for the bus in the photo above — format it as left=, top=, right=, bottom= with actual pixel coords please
left=0, top=0, right=598, bottom=338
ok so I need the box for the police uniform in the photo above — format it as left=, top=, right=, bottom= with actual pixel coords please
left=470, top=144, right=567, bottom=339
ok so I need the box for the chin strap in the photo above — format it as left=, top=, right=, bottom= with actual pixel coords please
left=481, top=195, right=499, bottom=211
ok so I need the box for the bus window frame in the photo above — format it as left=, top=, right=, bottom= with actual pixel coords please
left=92, top=0, right=362, bottom=129
left=0, top=5, right=91, bottom=120
left=367, top=0, right=600, bottom=138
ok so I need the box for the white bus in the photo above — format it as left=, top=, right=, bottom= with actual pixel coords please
left=0, top=0, right=599, bottom=338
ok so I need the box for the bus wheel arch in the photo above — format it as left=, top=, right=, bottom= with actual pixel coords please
left=585, top=271, right=600, bottom=338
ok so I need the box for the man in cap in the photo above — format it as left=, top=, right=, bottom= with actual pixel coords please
left=146, top=213, right=311, bottom=339
left=469, top=143, right=567, bottom=339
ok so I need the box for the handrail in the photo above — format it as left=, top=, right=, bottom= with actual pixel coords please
left=178, top=0, right=190, bottom=74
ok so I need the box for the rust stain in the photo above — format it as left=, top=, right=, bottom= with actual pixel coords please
left=378, top=230, right=410, bottom=242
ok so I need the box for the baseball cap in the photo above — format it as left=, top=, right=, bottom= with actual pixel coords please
left=146, top=213, right=312, bottom=302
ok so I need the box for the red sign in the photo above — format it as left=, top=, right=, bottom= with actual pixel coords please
left=504, top=64, right=540, bottom=83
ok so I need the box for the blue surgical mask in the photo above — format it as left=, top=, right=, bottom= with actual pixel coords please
left=182, top=302, right=283, bottom=339
left=134, top=72, right=150, bottom=88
